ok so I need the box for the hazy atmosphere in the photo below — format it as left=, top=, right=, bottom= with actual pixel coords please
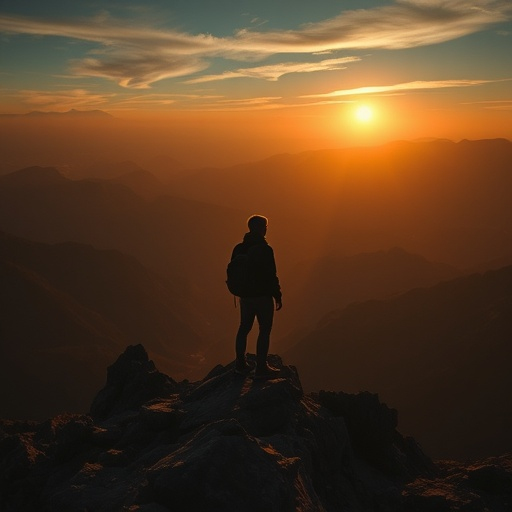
left=1, top=2, right=512, bottom=510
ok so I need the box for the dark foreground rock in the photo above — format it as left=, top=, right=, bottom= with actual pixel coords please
left=1, top=345, right=511, bottom=511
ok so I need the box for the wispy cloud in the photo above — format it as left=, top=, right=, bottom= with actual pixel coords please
left=0, top=1, right=510, bottom=88
left=302, top=79, right=496, bottom=98
left=233, top=1, right=512, bottom=53
left=73, top=56, right=208, bottom=89
left=461, top=98, right=512, bottom=110
left=184, top=57, right=360, bottom=84
left=0, top=13, right=218, bottom=89
left=213, top=96, right=283, bottom=111
left=109, top=92, right=223, bottom=110
left=2, top=87, right=227, bottom=112
left=0, top=13, right=217, bottom=52
left=16, top=89, right=114, bottom=110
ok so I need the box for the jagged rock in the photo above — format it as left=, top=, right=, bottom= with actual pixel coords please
left=466, top=461, right=512, bottom=495
left=90, top=344, right=178, bottom=420
left=148, top=418, right=323, bottom=512
left=0, top=345, right=511, bottom=512
left=402, top=457, right=512, bottom=512
left=315, top=390, right=434, bottom=477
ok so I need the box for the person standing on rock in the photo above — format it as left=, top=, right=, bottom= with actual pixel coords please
left=228, top=214, right=282, bottom=378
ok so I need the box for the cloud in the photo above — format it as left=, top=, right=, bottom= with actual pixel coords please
left=214, top=96, right=283, bottom=110
left=0, top=13, right=217, bottom=53
left=16, top=89, right=114, bottom=110
left=73, top=55, right=208, bottom=89
left=0, top=1, right=510, bottom=88
left=184, top=57, right=360, bottom=84
left=234, top=1, right=512, bottom=53
left=109, top=92, right=223, bottom=110
left=461, top=99, right=512, bottom=110
left=6, top=88, right=227, bottom=112
left=302, top=79, right=496, bottom=98
left=0, top=13, right=218, bottom=88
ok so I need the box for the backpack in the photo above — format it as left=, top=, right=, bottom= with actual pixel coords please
left=226, top=249, right=253, bottom=297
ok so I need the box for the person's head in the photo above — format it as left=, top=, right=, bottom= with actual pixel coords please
left=247, top=214, right=268, bottom=235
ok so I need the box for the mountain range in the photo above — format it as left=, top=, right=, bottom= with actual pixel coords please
left=0, top=165, right=245, bottom=351
left=278, top=247, right=459, bottom=341
left=169, top=138, right=512, bottom=269
left=0, top=109, right=114, bottom=119
left=0, top=109, right=187, bottom=176
left=0, top=231, right=209, bottom=420
left=1, top=139, right=511, bottom=462
left=0, top=163, right=472, bottom=349
left=285, top=264, right=512, bottom=459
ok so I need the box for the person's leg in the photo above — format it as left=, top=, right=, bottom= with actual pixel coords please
left=235, top=298, right=256, bottom=362
left=254, top=296, right=275, bottom=369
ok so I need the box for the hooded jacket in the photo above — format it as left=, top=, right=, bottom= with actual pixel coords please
left=231, top=231, right=282, bottom=300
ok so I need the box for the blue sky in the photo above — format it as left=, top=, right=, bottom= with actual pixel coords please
left=1, top=0, right=511, bottom=129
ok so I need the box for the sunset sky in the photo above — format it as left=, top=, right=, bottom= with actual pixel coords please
left=1, top=0, right=512, bottom=156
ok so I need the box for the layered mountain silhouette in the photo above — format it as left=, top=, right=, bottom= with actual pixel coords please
left=1, top=345, right=511, bottom=512
left=286, top=265, right=512, bottom=459
left=77, top=162, right=169, bottom=198
left=2, top=144, right=510, bottom=343
left=0, top=166, right=241, bottom=288
left=80, top=159, right=148, bottom=180
left=78, top=159, right=186, bottom=186
left=0, top=166, right=245, bottom=353
left=0, top=231, right=209, bottom=420
left=279, top=247, right=459, bottom=341
left=0, top=164, right=467, bottom=356
left=0, top=109, right=114, bottom=119
left=106, top=167, right=167, bottom=199
left=1, top=139, right=511, bottom=464
left=170, top=138, right=512, bottom=269
left=0, top=109, right=187, bottom=176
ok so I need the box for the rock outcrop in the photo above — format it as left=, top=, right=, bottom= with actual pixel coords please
left=1, top=345, right=511, bottom=511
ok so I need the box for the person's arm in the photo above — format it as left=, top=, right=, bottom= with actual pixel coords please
left=267, top=246, right=282, bottom=309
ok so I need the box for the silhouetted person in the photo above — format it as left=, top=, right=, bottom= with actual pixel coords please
left=231, top=215, right=282, bottom=378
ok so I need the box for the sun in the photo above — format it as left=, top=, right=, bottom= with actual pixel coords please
left=355, top=105, right=373, bottom=123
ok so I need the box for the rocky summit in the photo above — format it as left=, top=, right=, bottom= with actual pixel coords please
left=1, top=345, right=511, bottom=512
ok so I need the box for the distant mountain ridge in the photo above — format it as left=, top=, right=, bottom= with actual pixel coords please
left=80, top=160, right=147, bottom=179
left=0, top=165, right=249, bottom=367
left=169, top=138, right=512, bottom=269
left=1, top=156, right=511, bottom=350
left=0, top=165, right=63, bottom=185
left=0, top=108, right=114, bottom=119
left=286, top=264, right=512, bottom=458
left=279, top=246, right=459, bottom=342
left=1, top=139, right=512, bottom=462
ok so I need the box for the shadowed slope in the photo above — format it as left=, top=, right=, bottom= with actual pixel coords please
left=0, top=166, right=247, bottom=357
left=286, top=265, right=512, bottom=459
left=0, top=231, right=208, bottom=419
left=278, top=247, right=458, bottom=345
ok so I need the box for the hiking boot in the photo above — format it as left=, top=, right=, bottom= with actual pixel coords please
left=254, top=363, right=280, bottom=379
left=235, top=358, right=255, bottom=374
